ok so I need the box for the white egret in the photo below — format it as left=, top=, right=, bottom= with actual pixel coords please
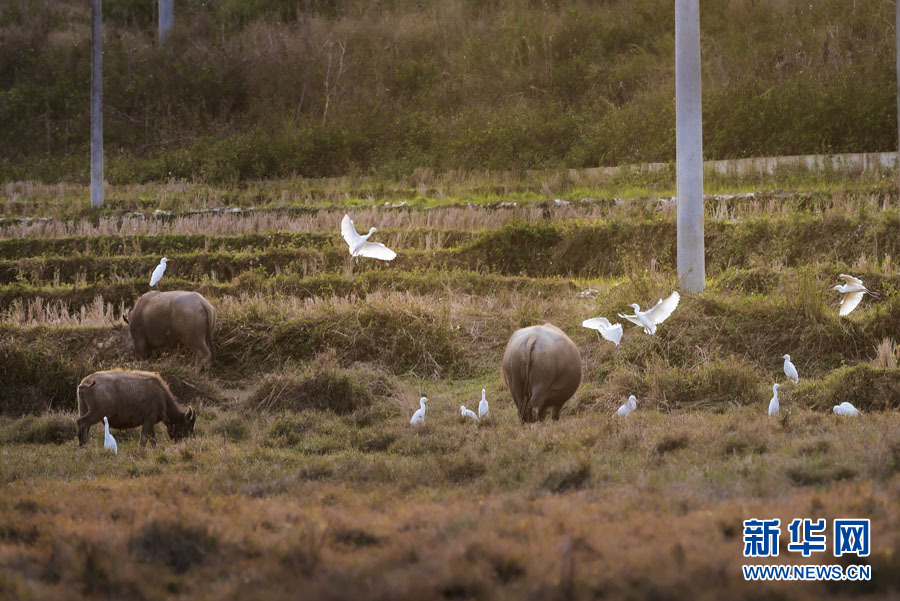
left=341, top=214, right=397, bottom=262
left=581, top=316, right=623, bottom=346
left=783, top=354, right=799, bottom=384
left=616, top=395, right=637, bottom=417
left=410, top=397, right=428, bottom=425
left=833, top=402, right=861, bottom=416
left=767, top=383, right=779, bottom=416
left=618, top=291, right=680, bottom=335
left=149, top=257, right=168, bottom=288
left=460, top=405, right=479, bottom=422
left=103, top=416, right=117, bottom=455
left=832, top=274, right=875, bottom=316
left=478, top=389, right=489, bottom=419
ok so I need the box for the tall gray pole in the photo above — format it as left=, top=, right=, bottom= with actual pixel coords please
left=896, top=0, right=899, bottom=195
left=159, top=0, right=174, bottom=46
left=675, top=0, right=704, bottom=292
left=90, top=0, right=103, bottom=209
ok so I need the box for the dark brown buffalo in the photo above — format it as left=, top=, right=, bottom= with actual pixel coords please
left=76, top=369, right=196, bottom=447
left=501, top=323, right=582, bottom=422
left=126, top=290, right=216, bottom=370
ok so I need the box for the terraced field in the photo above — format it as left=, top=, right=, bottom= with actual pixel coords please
left=1, top=174, right=899, bottom=600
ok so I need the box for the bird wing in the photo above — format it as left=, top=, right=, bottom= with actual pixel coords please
left=357, top=241, right=397, bottom=261
left=341, top=214, right=362, bottom=249
left=600, top=323, right=623, bottom=345
left=839, top=274, right=863, bottom=286
left=646, top=291, right=680, bottom=325
left=149, top=263, right=165, bottom=286
left=768, top=397, right=778, bottom=415
left=581, top=316, right=611, bottom=329
left=616, top=403, right=629, bottom=416
left=785, top=363, right=798, bottom=382
left=478, top=400, right=489, bottom=418
left=618, top=313, right=645, bottom=328
left=839, top=291, right=865, bottom=316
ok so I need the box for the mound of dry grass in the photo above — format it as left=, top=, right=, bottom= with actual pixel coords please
left=246, top=354, right=396, bottom=415
left=0, top=412, right=73, bottom=445
left=791, top=363, right=900, bottom=411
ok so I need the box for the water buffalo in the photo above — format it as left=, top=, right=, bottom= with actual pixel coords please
left=76, top=369, right=196, bottom=447
left=501, top=323, right=582, bottom=422
left=126, top=290, right=216, bottom=370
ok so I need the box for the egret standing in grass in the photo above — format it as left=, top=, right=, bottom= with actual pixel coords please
left=410, top=397, right=428, bottom=425
left=103, top=416, right=117, bottom=455
left=832, top=274, right=875, bottom=316
left=149, top=257, right=168, bottom=289
left=619, top=291, right=680, bottom=335
left=478, top=388, right=489, bottom=420
left=616, top=395, right=637, bottom=417
left=767, top=383, right=780, bottom=416
left=581, top=316, right=623, bottom=346
left=460, top=405, right=479, bottom=422
left=341, top=214, right=397, bottom=263
left=783, top=354, right=799, bottom=384
left=833, top=401, right=861, bottom=416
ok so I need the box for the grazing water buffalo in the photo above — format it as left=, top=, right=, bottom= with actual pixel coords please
left=501, top=323, right=582, bottom=423
left=126, top=290, right=216, bottom=370
left=76, top=369, right=196, bottom=447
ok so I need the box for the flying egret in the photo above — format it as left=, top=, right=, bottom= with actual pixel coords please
left=783, top=354, right=799, bottom=384
left=460, top=405, right=479, bottom=422
left=616, top=395, right=637, bottom=417
left=103, top=416, right=117, bottom=455
left=833, top=401, right=861, bottom=416
left=618, top=291, right=680, bottom=335
left=341, top=214, right=397, bottom=263
left=832, top=274, right=875, bottom=316
left=478, top=389, right=489, bottom=420
left=149, top=257, right=168, bottom=289
left=767, top=383, right=779, bottom=416
left=581, top=316, right=624, bottom=346
left=410, top=397, right=428, bottom=425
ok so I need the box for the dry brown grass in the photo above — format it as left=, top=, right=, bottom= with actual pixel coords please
left=872, top=337, right=898, bottom=369
left=0, top=406, right=897, bottom=600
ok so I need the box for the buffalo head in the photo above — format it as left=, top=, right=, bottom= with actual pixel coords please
left=166, top=406, right=196, bottom=440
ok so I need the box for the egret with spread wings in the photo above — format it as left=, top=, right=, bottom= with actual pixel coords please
left=832, top=274, right=875, bottom=316
left=618, top=291, right=680, bottom=335
left=341, top=214, right=397, bottom=262
left=581, top=316, right=623, bottom=346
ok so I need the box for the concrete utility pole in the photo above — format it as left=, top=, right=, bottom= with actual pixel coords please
left=159, top=0, right=174, bottom=46
left=91, top=0, right=103, bottom=209
left=675, top=0, right=705, bottom=293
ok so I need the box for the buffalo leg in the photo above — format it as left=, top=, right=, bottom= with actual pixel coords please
left=194, top=344, right=212, bottom=372
left=551, top=406, right=561, bottom=421
left=76, top=412, right=99, bottom=446
left=140, top=422, right=157, bottom=447
left=537, top=405, right=549, bottom=422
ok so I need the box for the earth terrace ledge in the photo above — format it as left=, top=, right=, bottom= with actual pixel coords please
left=524, top=150, right=900, bottom=180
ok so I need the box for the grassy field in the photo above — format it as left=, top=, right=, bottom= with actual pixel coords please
left=1, top=171, right=900, bottom=599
